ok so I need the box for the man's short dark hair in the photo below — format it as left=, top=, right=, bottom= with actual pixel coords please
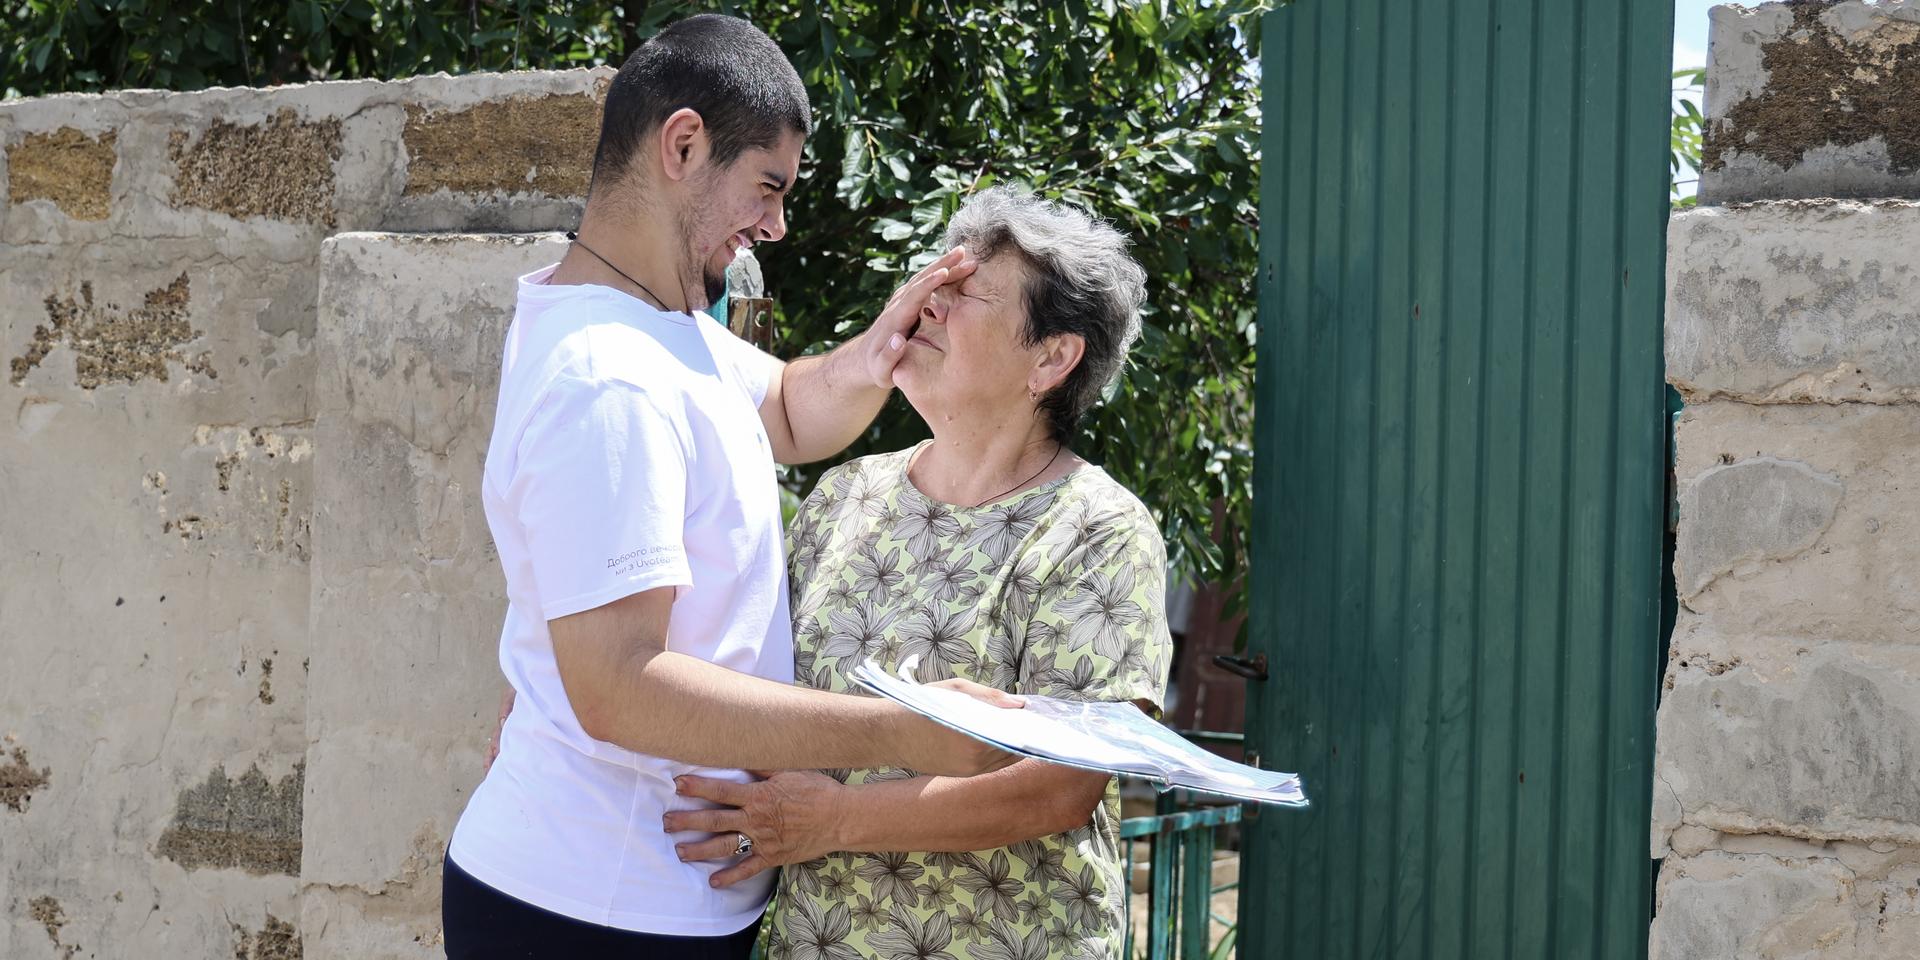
left=592, top=14, right=812, bottom=190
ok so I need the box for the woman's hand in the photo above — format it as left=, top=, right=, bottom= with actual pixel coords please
left=665, top=770, right=850, bottom=888
left=485, top=686, right=514, bottom=772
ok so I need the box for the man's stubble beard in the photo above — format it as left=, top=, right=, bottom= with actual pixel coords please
left=674, top=190, right=731, bottom=312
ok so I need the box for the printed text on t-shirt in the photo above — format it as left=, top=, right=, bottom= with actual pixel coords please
left=607, top=545, right=677, bottom=578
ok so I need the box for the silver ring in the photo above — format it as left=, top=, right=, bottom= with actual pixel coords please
left=734, top=833, right=753, bottom=856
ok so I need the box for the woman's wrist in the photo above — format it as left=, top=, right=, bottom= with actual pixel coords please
left=819, top=777, right=859, bottom=853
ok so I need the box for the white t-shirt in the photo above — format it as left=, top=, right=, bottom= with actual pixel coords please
left=448, top=264, right=791, bottom=936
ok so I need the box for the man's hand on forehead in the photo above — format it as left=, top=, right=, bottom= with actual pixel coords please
left=862, top=247, right=978, bottom=389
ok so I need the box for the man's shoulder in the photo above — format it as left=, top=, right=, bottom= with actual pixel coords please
left=517, top=302, right=701, bottom=391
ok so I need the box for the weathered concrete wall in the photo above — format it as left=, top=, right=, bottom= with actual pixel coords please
left=1701, top=0, right=1920, bottom=203
left=1654, top=4, right=1920, bottom=957
left=304, top=233, right=561, bottom=959
left=1, top=70, right=604, bottom=960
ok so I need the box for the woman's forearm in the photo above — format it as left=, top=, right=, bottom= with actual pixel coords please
left=833, top=759, right=1111, bottom=853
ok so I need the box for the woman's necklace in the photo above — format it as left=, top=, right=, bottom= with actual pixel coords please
left=566, top=231, right=676, bottom=313
left=964, top=443, right=1064, bottom=508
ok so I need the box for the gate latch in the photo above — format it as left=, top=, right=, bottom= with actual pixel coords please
left=1211, top=653, right=1268, bottom=682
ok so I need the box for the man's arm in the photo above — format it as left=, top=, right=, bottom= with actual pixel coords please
left=551, top=587, right=1017, bottom=777
left=758, top=247, right=976, bottom=464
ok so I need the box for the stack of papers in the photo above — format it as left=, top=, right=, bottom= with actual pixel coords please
left=852, top=660, right=1308, bottom=807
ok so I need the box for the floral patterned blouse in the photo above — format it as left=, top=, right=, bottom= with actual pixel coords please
left=766, top=445, right=1173, bottom=960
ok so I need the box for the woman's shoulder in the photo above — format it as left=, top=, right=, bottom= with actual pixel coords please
left=1044, top=463, right=1169, bottom=569
left=1061, top=464, right=1161, bottom=532
left=798, top=447, right=917, bottom=513
left=817, top=447, right=914, bottom=489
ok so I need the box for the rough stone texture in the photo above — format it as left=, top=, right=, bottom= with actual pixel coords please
left=170, top=108, right=344, bottom=226
left=303, top=233, right=560, bottom=959
left=7, top=126, right=116, bottom=221
left=1656, top=8, right=1920, bottom=955
left=0, top=67, right=610, bottom=250
left=27, top=895, right=78, bottom=959
left=402, top=92, right=603, bottom=198
left=0, top=71, right=602, bottom=960
left=1657, top=401, right=1920, bottom=860
left=1658, top=635, right=1920, bottom=847
left=233, top=914, right=304, bottom=960
left=156, top=764, right=305, bottom=876
left=1701, top=2, right=1920, bottom=203
left=10, top=272, right=210, bottom=388
left=1667, top=201, right=1920, bottom=404
left=1669, top=402, right=1920, bottom=644
left=1674, top=456, right=1843, bottom=598
left=0, top=744, right=51, bottom=812
left=0, top=248, right=313, bottom=960
left=1650, top=840, right=1920, bottom=960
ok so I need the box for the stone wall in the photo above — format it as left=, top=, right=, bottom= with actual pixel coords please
left=1, top=70, right=606, bottom=960
left=1652, top=4, right=1920, bottom=957
left=304, top=233, right=561, bottom=958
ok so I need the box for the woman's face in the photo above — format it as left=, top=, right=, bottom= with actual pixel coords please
left=894, top=254, right=1039, bottom=423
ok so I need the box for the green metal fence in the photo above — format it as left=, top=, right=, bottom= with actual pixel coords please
left=1120, top=796, right=1245, bottom=960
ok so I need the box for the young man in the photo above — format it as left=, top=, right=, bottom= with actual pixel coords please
left=442, top=15, right=1015, bottom=959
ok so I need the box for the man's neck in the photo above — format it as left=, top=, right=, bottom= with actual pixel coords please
left=549, top=200, right=691, bottom=314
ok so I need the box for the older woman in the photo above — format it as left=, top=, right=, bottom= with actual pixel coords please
left=666, top=188, right=1171, bottom=960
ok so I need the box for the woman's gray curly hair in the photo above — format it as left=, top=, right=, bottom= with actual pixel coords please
left=940, top=187, right=1148, bottom=444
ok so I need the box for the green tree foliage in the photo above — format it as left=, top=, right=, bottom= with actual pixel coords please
left=5, top=0, right=1268, bottom=596
left=1671, top=66, right=1704, bottom=208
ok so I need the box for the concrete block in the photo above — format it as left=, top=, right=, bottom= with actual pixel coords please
left=1667, top=201, right=1920, bottom=404
left=0, top=68, right=610, bottom=249
left=1650, top=851, right=1856, bottom=959
left=0, top=69, right=611, bottom=959
left=1650, top=847, right=1920, bottom=960
left=6, top=126, right=115, bottom=221
left=0, top=247, right=312, bottom=960
left=1701, top=1, right=1920, bottom=203
left=1672, top=402, right=1920, bottom=642
left=1657, top=635, right=1920, bottom=846
left=1675, top=456, right=1843, bottom=598
left=303, top=232, right=563, bottom=959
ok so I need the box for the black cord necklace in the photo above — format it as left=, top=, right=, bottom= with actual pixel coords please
left=976, top=443, right=1063, bottom=507
left=565, top=231, right=677, bottom=313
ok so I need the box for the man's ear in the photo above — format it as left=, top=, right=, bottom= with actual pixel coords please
left=656, top=107, right=710, bottom=183
left=1031, top=333, right=1087, bottom=396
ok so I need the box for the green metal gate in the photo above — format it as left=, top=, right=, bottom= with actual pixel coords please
left=1241, top=1, right=1672, bottom=958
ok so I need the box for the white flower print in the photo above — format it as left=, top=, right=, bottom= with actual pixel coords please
left=1050, top=863, right=1108, bottom=931
left=778, top=460, right=1166, bottom=960
left=1055, top=565, right=1145, bottom=662
left=894, top=495, right=962, bottom=560
left=999, top=550, right=1047, bottom=621
left=955, top=850, right=1022, bottom=923
left=912, top=556, right=977, bottom=604
left=898, top=606, right=979, bottom=672
left=855, top=852, right=924, bottom=907
left=850, top=544, right=905, bottom=603
left=964, top=491, right=1056, bottom=564
left=786, top=898, right=860, bottom=960
left=973, top=918, right=1050, bottom=960
left=866, top=904, right=959, bottom=960
left=823, top=602, right=902, bottom=664
left=983, top=630, right=1022, bottom=690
